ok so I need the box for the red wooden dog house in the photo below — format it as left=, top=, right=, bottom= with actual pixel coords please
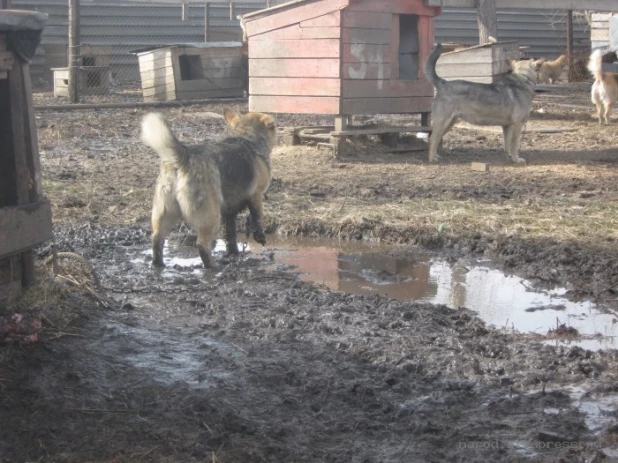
left=240, top=0, right=440, bottom=153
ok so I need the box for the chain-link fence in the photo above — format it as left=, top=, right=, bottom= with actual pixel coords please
left=10, top=0, right=591, bottom=106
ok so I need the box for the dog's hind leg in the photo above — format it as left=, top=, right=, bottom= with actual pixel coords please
left=247, top=193, right=266, bottom=246
left=196, top=221, right=220, bottom=268
left=223, top=213, right=240, bottom=255
left=506, top=122, right=526, bottom=164
left=428, top=114, right=455, bottom=163
left=604, top=101, right=614, bottom=124
left=152, top=212, right=179, bottom=268
left=595, top=101, right=605, bottom=125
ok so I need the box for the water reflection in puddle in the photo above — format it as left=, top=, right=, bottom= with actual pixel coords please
left=130, top=236, right=617, bottom=351
left=265, top=236, right=617, bottom=351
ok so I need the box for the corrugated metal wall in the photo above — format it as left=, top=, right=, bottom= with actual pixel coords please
left=12, top=1, right=590, bottom=89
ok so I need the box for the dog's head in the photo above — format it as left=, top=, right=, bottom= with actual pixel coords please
left=509, top=59, right=539, bottom=83
left=223, top=109, right=277, bottom=149
left=554, top=55, right=567, bottom=66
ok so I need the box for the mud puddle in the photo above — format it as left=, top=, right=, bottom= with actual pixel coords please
left=129, top=235, right=617, bottom=351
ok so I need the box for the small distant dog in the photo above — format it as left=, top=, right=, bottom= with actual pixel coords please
left=588, top=49, right=618, bottom=125
left=537, top=55, right=567, bottom=84
left=425, top=43, right=538, bottom=164
left=141, top=109, right=277, bottom=268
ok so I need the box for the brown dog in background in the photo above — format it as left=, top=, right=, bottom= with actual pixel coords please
left=141, top=109, right=277, bottom=268
left=537, top=55, right=567, bottom=84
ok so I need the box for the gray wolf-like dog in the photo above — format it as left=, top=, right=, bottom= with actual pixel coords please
left=425, top=43, right=538, bottom=164
left=141, top=109, right=277, bottom=268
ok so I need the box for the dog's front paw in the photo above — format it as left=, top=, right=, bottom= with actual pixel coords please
left=253, top=229, right=266, bottom=246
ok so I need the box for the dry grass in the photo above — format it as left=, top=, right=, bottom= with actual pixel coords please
left=34, top=88, right=618, bottom=253
left=8, top=252, right=107, bottom=339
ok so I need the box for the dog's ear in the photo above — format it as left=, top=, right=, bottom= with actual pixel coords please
left=259, top=114, right=276, bottom=130
left=223, top=108, right=241, bottom=128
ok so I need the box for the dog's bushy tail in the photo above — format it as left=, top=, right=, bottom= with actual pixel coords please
left=424, top=43, right=445, bottom=88
left=141, top=113, right=189, bottom=169
left=587, top=49, right=603, bottom=83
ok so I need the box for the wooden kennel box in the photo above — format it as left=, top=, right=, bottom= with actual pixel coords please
left=435, top=41, right=521, bottom=84
left=133, top=42, right=246, bottom=102
left=50, top=44, right=112, bottom=96
left=1, top=10, right=53, bottom=302
left=240, top=0, right=441, bottom=116
left=52, top=66, right=111, bottom=97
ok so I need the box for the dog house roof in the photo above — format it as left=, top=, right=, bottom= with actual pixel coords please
left=130, top=41, right=242, bottom=55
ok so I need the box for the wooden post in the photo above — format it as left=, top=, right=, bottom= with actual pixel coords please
left=1, top=0, right=12, bottom=9
left=204, top=3, right=210, bottom=41
left=566, top=9, right=574, bottom=82
left=229, top=0, right=234, bottom=20
left=477, top=0, right=498, bottom=44
left=68, top=0, right=81, bottom=103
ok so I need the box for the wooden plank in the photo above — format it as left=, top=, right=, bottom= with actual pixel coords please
left=471, top=162, right=489, bottom=172
left=143, top=77, right=244, bottom=95
left=144, top=88, right=243, bottom=102
left=435, top=61, right=508, bottom=77
left=140, top=68, right=244, bottom=88
left=21, top=63, right=43, bottom=201
left=250, top=77, right=341, bottom=96
left=174, top=46, right=242, bottom=58
left=437, top=49, right=494, bottom=64
left=138, top=56, right=173, bottom=72
left=342, top=11, right=392, bottom=29
left=391, top=13, right=399, bottom=80
left=176, top=88, right=244, bottom=99
left=342, top=79, right=433, bottom=98
left=251, top=24, right=340, bottom=40
left=300, top=11, right=341, bottom=28
left=0, top=201, right=53, bottom=257
left=249, top=95, right=340, bottom=114
left=419, top=16, right=434, bottom=78
left=347, top=0, right=440, bottom=16
left=8, top=62, right=29, bottom=205
left=343, top=44, right=390, bottom=63
left=244, top=0, right=348, bottom=37
left=341, top=96, right=433, bottom=115
left=139, top=66, right=175, bottom=81
left=250, top=39, right=340, bottom=59
left=591, top=29, right=609, bottom=42
left=342, top=28, right=391, bottom=44
left=249, top=58, right=340, bottom=78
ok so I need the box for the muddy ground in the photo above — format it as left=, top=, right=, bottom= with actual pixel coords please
left=2, top=82, right=618, bottom=462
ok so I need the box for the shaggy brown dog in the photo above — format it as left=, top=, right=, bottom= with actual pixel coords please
left=141, top=109, right=276, bottom=268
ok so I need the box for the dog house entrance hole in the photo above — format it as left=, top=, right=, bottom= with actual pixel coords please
left=179, top=54, right=204, bottom=81
left=398, top=14, right=420, bottom=80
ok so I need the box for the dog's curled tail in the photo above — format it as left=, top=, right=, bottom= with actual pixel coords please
left=141, top=112, right=189, bottom=169
left=424, top=43, right=445, bottom=88
left=587, top=49, right=604, bottom=83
